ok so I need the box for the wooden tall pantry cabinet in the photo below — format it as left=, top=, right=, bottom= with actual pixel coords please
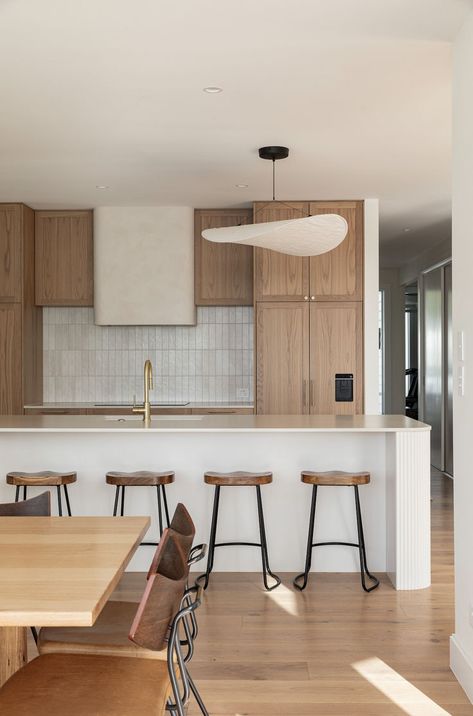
left=254, top=200, right=364, bottom=415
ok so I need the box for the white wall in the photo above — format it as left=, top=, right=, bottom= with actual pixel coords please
left=450, top=9, right=473, bottom=701
left=379, top=268, right=405, bottom=415
left=364, top=199, right=380, bottom=414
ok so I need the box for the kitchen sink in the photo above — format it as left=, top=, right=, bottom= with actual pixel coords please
left=104, top=415, right=204, bottom=422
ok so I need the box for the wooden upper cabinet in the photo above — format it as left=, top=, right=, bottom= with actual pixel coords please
left=256, top=301, right=309, bottom=415
left=254, top=202, right=309, bottom=301
left=35, top=210, right=93, bottom=306
left=0, top=205, right=22, bottom=302
left=195, top=209, right=253, bottom=306
left=309, top=301, right=363, bottom=415
left=309, top=201, right=363, bottom=301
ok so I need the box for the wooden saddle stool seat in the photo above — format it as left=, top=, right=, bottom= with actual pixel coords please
left=204, top=470, right=273, bottom=486
left=301, top=470, right=370, bottom=486
left=6, top=471, right=77, bottom=516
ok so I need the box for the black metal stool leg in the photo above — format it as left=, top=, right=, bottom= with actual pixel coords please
left=162, top=484, right=171, bottom=527
left=63, top=485, right=72, bottom=516
left=255, top=486, right=281, bottom=591
left=15, top=486, right=20, bottom=502
left=112, top=486, right=120, bottom=516
left=354, top=486, right=379, bottom=593
left=156, top=485, right=164, bottom=538
left=293, top=485, right=318, bottom=590
left=23, top=486, right=27, bottom=501
left=120, top=485, right=126, bottom=516
left=196, top=486, right=220, bottom=590
left=56, top=485, right=62, bottom=516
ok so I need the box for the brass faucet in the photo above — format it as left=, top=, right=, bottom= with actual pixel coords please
left=132, top=359, right=153, bottom=424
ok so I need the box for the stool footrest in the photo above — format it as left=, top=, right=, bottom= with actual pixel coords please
left=215, top=541, right=262, bottom=548
left=312, top=541, right=360, bottom=548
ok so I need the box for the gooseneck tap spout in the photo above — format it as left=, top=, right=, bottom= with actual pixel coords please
left=132, top=359, right=153, bottom=424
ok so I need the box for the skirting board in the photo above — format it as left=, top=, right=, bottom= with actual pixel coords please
left=450, top=634, right=473, bottom=704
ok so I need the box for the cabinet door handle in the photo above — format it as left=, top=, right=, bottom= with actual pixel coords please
left=310, top=379, right=315, bottom=409
left=303, top=379, right=308, bottom=409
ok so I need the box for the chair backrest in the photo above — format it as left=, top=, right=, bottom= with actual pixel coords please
left=0, top=492, right=51, bottom=517
left=147, top=502, right=195, bottom=578
left=129, top=529, right=189, bottom=651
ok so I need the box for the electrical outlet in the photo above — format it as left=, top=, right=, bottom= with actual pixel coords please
left=237, top=388, right=249, bottom=399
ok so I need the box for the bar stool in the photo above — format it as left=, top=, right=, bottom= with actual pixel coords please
left=196, top=471, right=281, bottom=591
left=293, top=470, right=380, bottom=593
left=6, top=471, right=77, bottom=516
left=106, top=470, right=174, bottom=545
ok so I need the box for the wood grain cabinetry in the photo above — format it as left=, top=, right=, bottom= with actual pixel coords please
left=0, top=204, right=42, bottom=414
left=0, top=206, right=22, bottom=302
left=195, top=209, right=253, bottom=305
left=309, top=201, right=363, bottom=301
left=256, top=302, right=309, bottom=415
left=254, top=200, right=363, bottom=302
left=254, top=199, right=364, bottom=415
left=35, top=210, right=93, bottom=306
left=254, top=202, right=309, bottom=301
left=256, top=301, right=362, bottom=415
left=309, top=302, right=363, bottom=414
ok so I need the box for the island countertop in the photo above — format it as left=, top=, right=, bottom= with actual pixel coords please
left=0, top=414, right=430, bottom=433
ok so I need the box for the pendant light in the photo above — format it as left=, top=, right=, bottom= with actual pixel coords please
left=201, top=146, right=348, bottom=257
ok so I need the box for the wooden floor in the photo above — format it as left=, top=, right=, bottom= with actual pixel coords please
left=30, top=471, right=472, bottom=715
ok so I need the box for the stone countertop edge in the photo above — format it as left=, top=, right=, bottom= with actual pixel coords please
left=0, top=414, right=431, bottom=433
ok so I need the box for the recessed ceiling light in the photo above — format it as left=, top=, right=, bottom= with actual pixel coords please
left=235, top=184, right=248, bottom=188
left=95, top=185, right=109, bottom=190
left=203, top=86, right=223, bottom=94
left=403, top=227, right=411, bottom=232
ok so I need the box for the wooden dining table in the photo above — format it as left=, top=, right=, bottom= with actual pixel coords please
left=0, top=515, right=149, bottom=687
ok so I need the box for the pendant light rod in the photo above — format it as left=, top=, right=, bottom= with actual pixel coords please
left=258, top=146, right=289, bottom=202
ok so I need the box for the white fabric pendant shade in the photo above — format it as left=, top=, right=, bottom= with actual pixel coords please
left=201, top=213, right=348, bottom=257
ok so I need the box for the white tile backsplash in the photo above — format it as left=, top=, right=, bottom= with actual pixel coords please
left=43, top=307, right=254, bottom=403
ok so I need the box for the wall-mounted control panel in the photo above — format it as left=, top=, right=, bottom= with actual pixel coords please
left=335, top=373, right=354, bottom=402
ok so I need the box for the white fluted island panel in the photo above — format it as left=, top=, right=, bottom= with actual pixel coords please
left=0, top=414, right=430, bottom=590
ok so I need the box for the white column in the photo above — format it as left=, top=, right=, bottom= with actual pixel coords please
left=386, top=430, right=431, bottom=589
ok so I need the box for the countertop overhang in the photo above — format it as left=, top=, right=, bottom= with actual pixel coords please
left=0, top=414, right=430, bottom=433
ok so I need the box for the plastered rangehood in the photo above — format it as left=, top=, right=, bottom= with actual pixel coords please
left=94, top=206, right=195, bottom=325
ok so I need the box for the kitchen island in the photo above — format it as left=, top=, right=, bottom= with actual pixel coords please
left=0, top=414, right=430, bottom=590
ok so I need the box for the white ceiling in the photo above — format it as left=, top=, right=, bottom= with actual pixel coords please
left=0, top=0, right=471, bottom=266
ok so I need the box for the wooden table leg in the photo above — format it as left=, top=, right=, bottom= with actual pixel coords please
left=0, top=627, right=27, bottom=687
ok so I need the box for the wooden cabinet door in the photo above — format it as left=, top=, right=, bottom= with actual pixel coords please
left=254, top=202, right=309, bottom=301
left=35, top=210, right=93, bottom=306
left=309, top=201, right=363, bottom=301
left=0, top=205, right=22, bottom=302
left=309, top=302, right=363, bottom=415
left=195, top=209, right=253, bottom=305
left=0, top=303, right=22, bottom=413
left=256, top=302, right=309, bottom=414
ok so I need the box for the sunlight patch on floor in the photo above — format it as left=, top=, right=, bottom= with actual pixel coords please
left=352, top=657, right=451, bottom=716
left=264, top=582, right=299, bottom=616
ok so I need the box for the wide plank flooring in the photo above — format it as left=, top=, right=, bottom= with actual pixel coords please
left=29, top=471, right=471, bottom=715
